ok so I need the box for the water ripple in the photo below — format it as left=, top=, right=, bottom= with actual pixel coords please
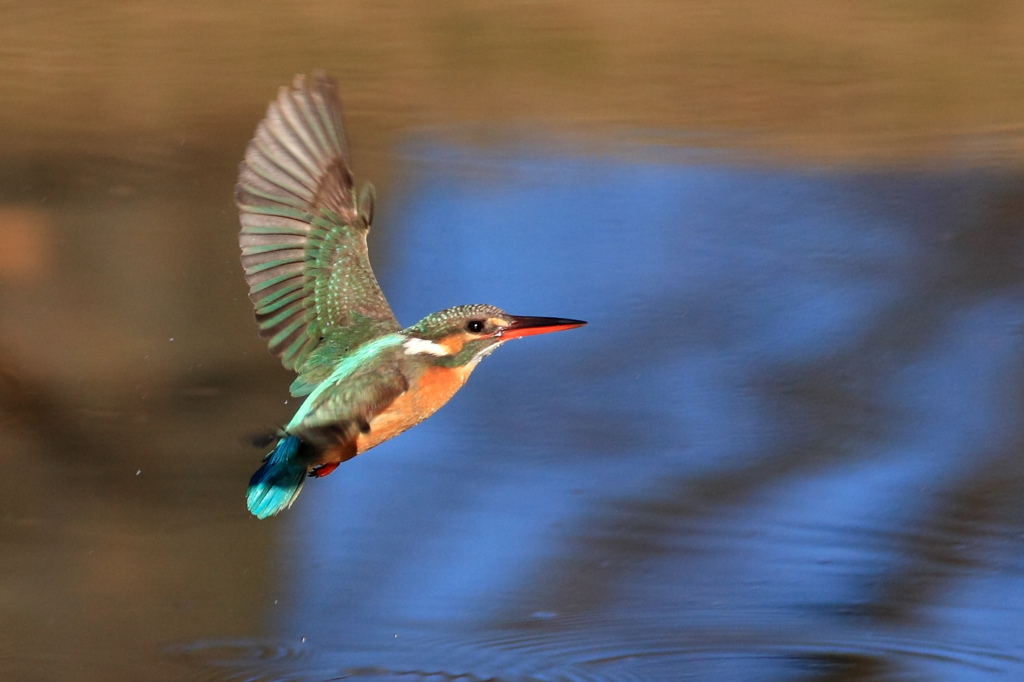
left=170, top=622, right=1024, bottom=681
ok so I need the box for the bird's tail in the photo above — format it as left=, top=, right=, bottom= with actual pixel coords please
left=247, top=435, right=307, bottom=519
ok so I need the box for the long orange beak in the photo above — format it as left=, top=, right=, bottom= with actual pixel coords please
left=498, top=315, right=587, bottom=340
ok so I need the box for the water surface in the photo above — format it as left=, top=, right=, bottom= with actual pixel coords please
left=3, top=2, right=1024, bottom=681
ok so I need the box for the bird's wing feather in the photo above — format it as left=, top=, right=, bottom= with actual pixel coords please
left=294, top=353, right=410, bottom=447
left=236, top=72, right=401, bottom=376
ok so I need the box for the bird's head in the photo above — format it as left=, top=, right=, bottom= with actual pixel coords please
left=404, top=304, right=586, bottom=369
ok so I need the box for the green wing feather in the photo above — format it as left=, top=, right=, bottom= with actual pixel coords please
left=290, top=342, right=410, bottom=445
left=235, top=72, right=401, bottom=386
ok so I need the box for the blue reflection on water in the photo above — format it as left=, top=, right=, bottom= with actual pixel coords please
left=252, top=144, right=1024, bottom=679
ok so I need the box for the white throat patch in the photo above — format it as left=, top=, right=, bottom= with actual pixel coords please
left=465, top=340, right=504, bottom=370
left=403, top=337, right=451, bottom=357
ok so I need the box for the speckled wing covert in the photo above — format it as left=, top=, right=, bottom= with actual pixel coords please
left=291, top=342, right=410, bottom=448
left=235, top=72, right=401, bottom=388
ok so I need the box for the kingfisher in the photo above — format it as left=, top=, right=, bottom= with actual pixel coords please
left=235, top=72, right=585, bottom=518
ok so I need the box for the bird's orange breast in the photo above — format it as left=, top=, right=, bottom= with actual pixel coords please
left=354, top=363, right=473, bottom=453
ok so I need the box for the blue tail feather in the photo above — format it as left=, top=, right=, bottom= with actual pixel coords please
left=246, top=435, right=307, bottom=519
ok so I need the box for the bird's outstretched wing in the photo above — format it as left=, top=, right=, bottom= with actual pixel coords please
left=236, top=72, right=401, bottom=381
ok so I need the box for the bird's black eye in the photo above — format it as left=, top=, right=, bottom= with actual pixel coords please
left=466, top=320, right=485, bottom=333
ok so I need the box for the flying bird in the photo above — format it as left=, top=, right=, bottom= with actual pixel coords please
left=235, top=73, right=585, bottom=518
